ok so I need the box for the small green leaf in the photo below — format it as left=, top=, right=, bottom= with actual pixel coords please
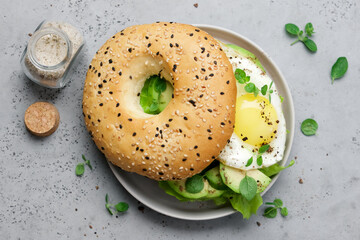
left=245, top=157, right=253, bottom=167
left=269, top=81, right=273, bottom=89
left=331, top=57, right=348, bottom=84
left=259, top=160, right=295, bottom=177
left=244, top=83, right=256, bottom=93
left=279, top=96, right=284, bottom=103
left=256, top=156, right=263, bottom=166
left=105, top=194, right=109, bottom=203
left=273, top=198, right=283, bottom=208
left=75, top=163, right=85, bottom=176
left=261, top=85, right=268, bottom=96
left=155, top=79, right=167, bottom=93
left=149, top=101, right=159, bottom=112
left=258, top=144, right=270, bottom=154
left=268, top=94, right=272, bottom=103
left=263, top=207, right=277, bottom=218
left=305, top=22, right=314, bottom=37
left=301, top=118, right=318, bottom=136
left=82, top=154, right=86, bottom=161
left=115, top=202, right=129, bottom=212
left=185, top=174, right=204, bottom=193
left=239, top=175, right=258, bottom=201
left=235, top=69, right=246, bottom=84
left=303, top=38, right=317, bottom=52
left=285, top=23, right=300, bottom=35
left=281, top=207, right=288, bottom=216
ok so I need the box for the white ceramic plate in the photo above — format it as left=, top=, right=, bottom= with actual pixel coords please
left=108, top=24, right=295, bottom=220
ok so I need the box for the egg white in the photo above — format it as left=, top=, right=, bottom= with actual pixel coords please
left=218, top=44, right=287, bottom=170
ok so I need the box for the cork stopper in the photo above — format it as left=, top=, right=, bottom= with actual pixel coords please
left=24, top=102, right=60, bottom=137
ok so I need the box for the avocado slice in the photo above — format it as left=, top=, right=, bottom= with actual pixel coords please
left=219, top=163, right=271, bottom=194
left=167, top=178, right=209, bottom=199
left=226, top=44, right=266, bottom=73
left=204, top=166, right=228, bottom=190
left=205, top=184, right=225, bottom=199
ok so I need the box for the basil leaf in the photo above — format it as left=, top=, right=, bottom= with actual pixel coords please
left=256, top=155, right=263, bottom=166
left=82, top=154, right=86, bottom=161
left=253, top=87, right=260, bottom=97
left=305, top=22, right=314, bottom=37
left=281, top=207, right=288, bottom=216
left=155, top=78, right=167, bottom=93
left=261, top=85, right=268, bottom=96
left=75, top=163, right=85, bottom=176
left=285, top=23, right=300, bottom=35
left=245, top=83, right=255, bottom=93
left=258, top=144, right=270, bottom=154
left=85, top=160, right=93, bottom=170
left=105, top=203, right=113, bottom=215
left=235, top=69, right=247, bottom=84
left=273, top=198, right=283, bottom=208
left=301, top=118, right=318, bottom=136
left=303, top=38, right=317, bottom=52
left=185, top=175, right=204, bottom=193
left=245, top=157, right=253, bottom=167
left=263, top=207, right=277, bottom=218
left=105, top=194, right=109, bottom=203
left=331, top=57, right=348, bottom=84
left=115, top=202, right=129, bottom=212
left=279, top=96, right=284, bottom=103
left=239, top=175, right=257, bottom=201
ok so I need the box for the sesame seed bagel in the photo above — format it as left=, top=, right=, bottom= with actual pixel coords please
left=83, top=22, right=236, bottom=180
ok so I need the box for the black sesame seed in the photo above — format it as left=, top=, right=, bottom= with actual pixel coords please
left=201, top=47, right=205, bottom=53
left=194, top=57, right=198, bottom=61
left=147, top=43, right=151, bottom=47
left=170, top=43, right=173, bottom=47
left=209, top=73, right=214, bottom=77
left=142, top=168, right=147, bottom=171
left=226, top=80, right=230, bottom=84
left=194, top=145, right=198, bottom=149
left=109, top=59, right=113, bottom=64
left=128, top=118, right=132, bottom=121
left=189, top=33, right=193, bottom=36
left=171, top=34, right=174, bottom=38
left=132, top=132, right=136, bottom=136
left=161, top=144, right=165, bottom=147
left=145, top=36, right=149, bottom=39
left=207, top=53, right=210, bottom=57
left=221, top=122, right=225, bottom=125
left=117, top=113, right=121, bottom=117
left=99, top=103, right=103, bottom=106
left=195, top=29, right=200, bottom=32
left=175, top=43, right=179, bottom=47
left=104, top=51, right=108, bottom=54
left=169, top=118, right=173, bottom=122
left=128, top=48, right=132, bottom=53
left=89, top=65, right=92, bottom=69
left=242, top=137, right=248, bottom=141
left=101, top=147, right=105, bottom=150
left=214, top=61, right=217, bottom=65
left=207, top=129, right=211, bottom=133
left=87, top=115, right=91, bottom=119
left=119, top=124, right=122, bottom=129
left=116, top=103, right=119, bottom=107
left=140, top=149, right=144, bottom=152
left=103, top=79, right=107, bottom=83
left=201, top=68, right=206, bottom=72
left=204, top=36, right=208, bottom=40
left=182, top=158, right=187, bottom=162
left=208, top=136, right=212, bottom=140
left=98, top=84, right=103, bottom=88
left=195, top=75, right=199, bottom=79
left=159, top=172, right=164, bottom=175
left=164, top=163, right=169, bottom=167
left=197, top=153, right=200, bottom=157
left=98, top=91, right=101, bottom=94
left=172, top=64, right=177, bottom=72
left=119, top=71, right=122, bottom=76
left=189, top=100, right=196, bottom=107
left=207, top=109, right=212, bottom=112
left=98, top=73, right=101, bottom=77
left=183, top=116, right=188, bottom=120
left=145, top=156, right=149, bottom=160
left=136, top=147, right=139, bottom=151
left=137, top=92, right=140, bottom=96
left=190, top=168, right=194, bottom=171
left=112, top=67, right=115, bottom=71
left=220, top=92, right=224, bottom=95
left=165, top=124, right=169, bottom=127
left=199, top=94, right=203, bottom=98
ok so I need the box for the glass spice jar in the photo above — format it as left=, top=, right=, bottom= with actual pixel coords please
left=20, top=21, right=84, bottom=88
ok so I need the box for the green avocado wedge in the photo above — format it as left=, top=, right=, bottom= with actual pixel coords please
left=204, top=166, right=228, bottom=190
left=206, top=184, right=225, bottom=199
left=226, top=44, right=266, bottom=73
left=219, top=163, right=271, bottom=194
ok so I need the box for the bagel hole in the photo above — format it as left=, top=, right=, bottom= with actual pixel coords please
left=139, top=74, right=173, bottom=115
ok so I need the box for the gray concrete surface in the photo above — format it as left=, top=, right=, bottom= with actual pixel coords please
left=1, top=0, right=359, bottom=239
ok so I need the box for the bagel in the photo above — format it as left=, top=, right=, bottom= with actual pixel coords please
left=82, top=22, right=236, bottom=180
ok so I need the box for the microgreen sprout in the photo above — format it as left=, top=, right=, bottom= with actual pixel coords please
left=263, top=198, right=288, bottom=218
left=285, top=23, right=317, bottom=52
left=75, top=155, right=93, bottom=176
left=105, top=193, right=129, bottom=215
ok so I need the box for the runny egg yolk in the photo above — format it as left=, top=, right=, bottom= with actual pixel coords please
left=234, top=94, right=279, bottom=147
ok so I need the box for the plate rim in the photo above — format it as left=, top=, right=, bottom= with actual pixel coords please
left=108, top=24, right=295, bottom=220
